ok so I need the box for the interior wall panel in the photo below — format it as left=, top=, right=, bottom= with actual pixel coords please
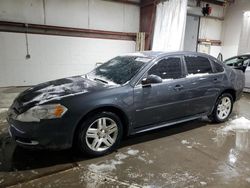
left=89, top=0, right=124, bottom=32
left=45, top=0, right=89, bottom=28
left=0, top=32, right=136, bottom=87
left=0, top=0, right=139, bottom=87
left=221, top=0, right=250, bottom=59
left=0, top=0, right=44, bottom=24
left=199, top=18, right=222, bottom=41
left=184, top=15, right=199, bottom=52
left=0, top=0, right=140, bottom=33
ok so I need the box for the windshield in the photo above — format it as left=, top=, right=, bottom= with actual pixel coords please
left=87, top=56, right=151, bottom=85
left=224, top=56, right=248, bottom=66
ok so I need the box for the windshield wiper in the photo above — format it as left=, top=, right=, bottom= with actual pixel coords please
left=94, top=78, right=108, bottom=84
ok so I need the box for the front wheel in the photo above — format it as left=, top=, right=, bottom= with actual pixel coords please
left=76, top=112, right=123, bottom=157
left=209, top=93, right=233, bottom=123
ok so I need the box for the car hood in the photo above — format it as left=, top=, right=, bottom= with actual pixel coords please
left=13, top=76, right=114, bottom=112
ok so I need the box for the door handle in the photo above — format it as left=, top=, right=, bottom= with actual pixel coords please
left=174, top=84, right=183, bottom=91
left=142, top=84, right=151, bottom=88
left=213, top=78, right=220, bottom=83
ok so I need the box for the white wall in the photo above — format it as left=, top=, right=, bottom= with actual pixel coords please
left=238, top=11, right=250, bottom=55
left=0, top=0, right=44, bottom=24
left=199, top=18, right=222, bottom=41
left=210, top=45, right=222, bottom=58
left=221, top=0, right=250, bottom=59
left=0, top=0, right=140, bottom=32
left=198, top=17, right=223, bottom=58
left=0, top=0, right=140, bottom=87
left=0, top=32, right=135, bottom=87
left=189, top=1, right=225, bottom=57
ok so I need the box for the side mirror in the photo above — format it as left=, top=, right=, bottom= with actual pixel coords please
left=141, top=74, right=162, bottom=86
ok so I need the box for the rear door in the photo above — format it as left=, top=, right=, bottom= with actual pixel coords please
left=182, top=55, right=220, bottom=116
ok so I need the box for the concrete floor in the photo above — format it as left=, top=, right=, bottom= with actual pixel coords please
left=0, top=87, right=250, bottom=188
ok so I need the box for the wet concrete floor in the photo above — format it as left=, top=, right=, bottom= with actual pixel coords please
left=0, top=87, right=250, bottom=187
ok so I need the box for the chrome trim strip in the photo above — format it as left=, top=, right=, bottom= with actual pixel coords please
left=8, top=127, right=12, bottom=137
left=11, top=124, right=25, bottom=134
left=133, top=114, right=204, bottom=135
left=135, top=94, right=215, bottom=112
left=16, top=140, right=39, bottom=146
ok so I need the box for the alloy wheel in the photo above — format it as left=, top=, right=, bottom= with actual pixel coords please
left=85, top=117, right=118, bottom=152
left=216, top=96, right=232, bottom=120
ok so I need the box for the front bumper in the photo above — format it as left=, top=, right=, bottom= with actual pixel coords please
left=8, top=124, right=39, bottom=146
left=7, top=116, right=75, bottom=150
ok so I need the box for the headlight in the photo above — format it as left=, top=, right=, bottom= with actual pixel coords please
left=16, top=104, right=68, bottom=122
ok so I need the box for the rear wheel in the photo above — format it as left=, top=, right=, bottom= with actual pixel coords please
left=209, top=93, right=233, bottom=123
left=76, top=112, right=123, bottom=157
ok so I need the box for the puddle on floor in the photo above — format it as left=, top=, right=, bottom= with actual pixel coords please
left=213, top=116, right=250, bottom=183
left=215, top=117, right=250, bottom=152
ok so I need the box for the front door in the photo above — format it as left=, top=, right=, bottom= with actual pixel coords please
left=133, top=56, right=187, bottom=128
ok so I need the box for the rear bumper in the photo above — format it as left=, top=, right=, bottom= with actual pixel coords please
left=7, top=116, right=75, bottom=150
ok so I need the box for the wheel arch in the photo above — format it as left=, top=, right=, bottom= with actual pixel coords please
left=209, top=89, right=235, bottom=123
left=220, top=88, right=236, bottom=102
left=209, top=88, right=236, bottom=116
left=72, top=105, right=130, bottom=146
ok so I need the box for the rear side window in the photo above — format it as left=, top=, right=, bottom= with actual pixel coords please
left=212, top=60, right=224, bottom=73
left=148, top=57, right=182, bottom=80
left=185, top=56, right=213, bottom=74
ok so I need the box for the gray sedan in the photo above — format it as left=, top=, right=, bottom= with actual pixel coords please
left=7, top=51, right=245, bottom=156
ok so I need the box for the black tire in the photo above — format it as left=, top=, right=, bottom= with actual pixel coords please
left=209, top=93, right=233, bottom=123
left=76, top=111, right=123, bottom=157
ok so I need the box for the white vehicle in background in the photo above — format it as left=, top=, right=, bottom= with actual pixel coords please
left=223, top=55, right=250, bottom=90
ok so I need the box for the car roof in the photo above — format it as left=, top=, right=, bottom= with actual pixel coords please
left=121, top=51, right=212, bottom=59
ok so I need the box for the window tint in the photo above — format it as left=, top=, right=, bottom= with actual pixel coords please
left=148, top=57, right=182, bottom=80
left=224, top=56, right=248, bottom=66
left=185, top=56, right=213, bottom=74
left=212, top=60, right=224, bottom=73
left=224, top=57, right=239, bottom=66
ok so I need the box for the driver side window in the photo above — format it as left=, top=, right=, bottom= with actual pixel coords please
left=148, top=57, right=182, bottom=80
left=225, top=56, right=247, bottom=66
